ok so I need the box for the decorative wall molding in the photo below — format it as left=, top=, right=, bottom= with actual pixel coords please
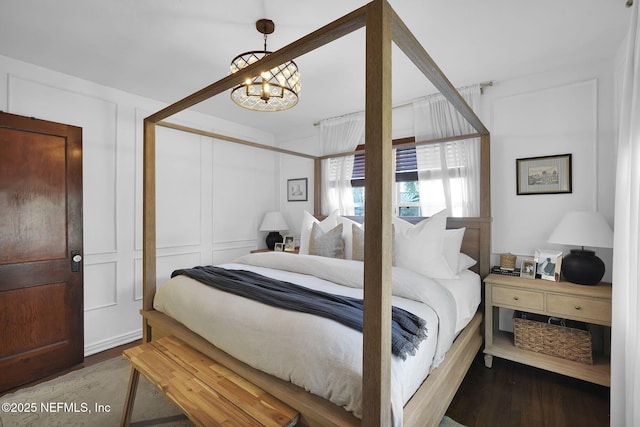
left=84, top=261, right=118, bottom=311
left=8, top=74, right=119, bottom=255
left=490, top=78, right=598, bottom=257
left=84, top=329, right=141, bottom=356
left=0, top=56, right=279, bottom=359
left=133, top=251, right=202, bottom=301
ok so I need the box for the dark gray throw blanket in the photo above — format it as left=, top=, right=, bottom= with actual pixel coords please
left=171, top=265, right=428, bottom=360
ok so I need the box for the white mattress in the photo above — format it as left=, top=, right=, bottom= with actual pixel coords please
left=153, top=252, right=480, bottom=426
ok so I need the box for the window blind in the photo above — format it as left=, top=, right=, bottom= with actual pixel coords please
left=351, top=146, right=418, bottom=186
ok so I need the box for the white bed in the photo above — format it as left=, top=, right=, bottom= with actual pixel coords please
left=140, top=2, right=492, bottom=424
left=153, top=252, right=480, bottom=426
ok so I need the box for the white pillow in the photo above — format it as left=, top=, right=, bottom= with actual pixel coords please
left=457, top=253, right=477, bottom=272
left=391, top=216, right=413, bottom=235
left=393, top=211, right=454, bottom=279
left=443, top=228, right=466, bottom=276
left=299, top=211, right=339, bottom=255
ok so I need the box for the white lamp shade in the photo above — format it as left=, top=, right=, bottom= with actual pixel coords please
left=547, top=211, right=613, bottom=248
left=259, top=211, right=289, bottom=232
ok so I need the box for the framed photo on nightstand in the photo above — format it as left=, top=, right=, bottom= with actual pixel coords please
left=520, top=259, right=536, bottom=279
left=274, top=242, right=284, bottom=251
left=534, top=249, right=563, bottom=281
left=283, top=235, right=295, bottom=252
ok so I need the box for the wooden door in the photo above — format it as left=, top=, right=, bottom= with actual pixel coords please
left=0, top=112, right=83, bottom=392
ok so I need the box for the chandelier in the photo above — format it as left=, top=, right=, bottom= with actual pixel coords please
left=230, top=19, right=300, bottom=111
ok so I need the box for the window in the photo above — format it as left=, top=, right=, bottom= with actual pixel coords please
left=350, top=137, right=474, bottom=217
left=351, top=138, right=422, bottom=217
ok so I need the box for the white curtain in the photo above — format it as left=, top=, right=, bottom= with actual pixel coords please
left=412, top=84, right=481, bottom=217
left=319, top=113, right=365, bottom=215
left=611, top=4, right=640, bottom=427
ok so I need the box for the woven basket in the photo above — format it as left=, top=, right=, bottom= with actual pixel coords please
left=500, top=253, right=517, bottom=270
left=513, top=317, right=593, bottom=364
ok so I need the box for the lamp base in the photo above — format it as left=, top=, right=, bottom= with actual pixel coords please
left=265, top=231, right=283, bottom=251
left=561, top=249, right=605, bottom=286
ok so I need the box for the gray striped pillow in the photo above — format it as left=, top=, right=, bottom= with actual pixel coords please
left=309, top=222, right=344, bottom=259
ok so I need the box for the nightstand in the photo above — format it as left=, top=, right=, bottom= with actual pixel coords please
left=483, top=273, right=611, bottom=386
left=250, top=248, right=299, bottom=254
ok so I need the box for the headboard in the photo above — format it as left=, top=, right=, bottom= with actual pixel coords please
left=445, top=217, right=491, bottom=277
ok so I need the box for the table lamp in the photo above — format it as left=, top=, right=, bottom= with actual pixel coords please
left=547, top=211, right=613, bottom=285
left=259, top=212, right=289, bottom=250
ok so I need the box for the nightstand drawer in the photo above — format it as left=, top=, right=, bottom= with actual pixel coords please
left=547, top=294, right=611, bottom=324
left=492, top=286, right=544, bottom=311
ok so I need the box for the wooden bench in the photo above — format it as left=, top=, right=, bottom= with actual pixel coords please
left=120, top=335, right=299, bottom=427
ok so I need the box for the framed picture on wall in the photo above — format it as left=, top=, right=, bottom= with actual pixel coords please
left=516, top=154, right=572, bottom=195
left=287, top=178, right=308, bottom=202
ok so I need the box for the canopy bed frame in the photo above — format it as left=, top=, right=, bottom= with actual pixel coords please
left=140, top=1, right=491, bottom=425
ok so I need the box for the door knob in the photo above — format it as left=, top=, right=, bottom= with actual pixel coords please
left=71, top=250, right=82, bottom=272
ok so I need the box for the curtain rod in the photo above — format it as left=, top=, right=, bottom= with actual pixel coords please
left=312, top=80, right=494, bottom=127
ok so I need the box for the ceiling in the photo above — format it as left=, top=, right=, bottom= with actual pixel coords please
left=0, top=0, right=630, bottom=137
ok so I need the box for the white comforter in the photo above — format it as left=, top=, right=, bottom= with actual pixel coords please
left=153, top=252, right=458, bottom=426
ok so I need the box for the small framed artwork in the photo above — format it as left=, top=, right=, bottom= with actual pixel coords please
left=516, top=154, right=572, bottom=195
left=283, top=235, right=295, bottom=252
left=534, top=249, right=563, bottom=282
left=520, top=259, right=536, bottom=279
left=287, top=178, right=308, bottom=202
left=274, top=242, right=284, bottom=251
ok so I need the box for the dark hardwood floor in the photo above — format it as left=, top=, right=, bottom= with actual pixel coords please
left=446, top=351, right=610, bottom=427
left=5, top=341, right=610, bottom=427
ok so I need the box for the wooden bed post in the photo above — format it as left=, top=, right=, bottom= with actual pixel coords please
left=363, top=1, right=393, bottom=424
left=142, top=119, right=157, bottom=340
left=313, top=158, right=322, bottom=216
left=480, top=134, right=491, bottom=218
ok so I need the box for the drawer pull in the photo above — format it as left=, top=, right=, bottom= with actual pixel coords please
left=513, top=296, right=520, bottom=301
left=575, top=305, right=582, bottom=310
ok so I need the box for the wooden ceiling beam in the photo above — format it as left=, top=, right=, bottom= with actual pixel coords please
left=390, top=8, right=490, bottom=136
left=146, top=5, right=368, bottom=123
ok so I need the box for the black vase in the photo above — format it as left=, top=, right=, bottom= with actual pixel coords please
left=265, top=231, right=283, bottom=250
left=561, top=249, right=605, bottom=286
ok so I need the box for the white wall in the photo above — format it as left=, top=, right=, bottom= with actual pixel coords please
left=276, top=129, right=318, bottom=241
left=0, top=55, right=279, bottom=355
left=0, top=47, right=618, bottom=356
left=480, top=58, right=617, bottom=281
left=276, top=57, right=618, bottom=283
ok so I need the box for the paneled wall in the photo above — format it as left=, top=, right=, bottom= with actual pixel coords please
left=276, top=58, right=618, bottom=281
left=0, top=55, right=278, bottom=355
left=480, top=58, right=617, bottom=279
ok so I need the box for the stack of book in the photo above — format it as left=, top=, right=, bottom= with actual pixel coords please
left=491, top=265, right=521, bottom=276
